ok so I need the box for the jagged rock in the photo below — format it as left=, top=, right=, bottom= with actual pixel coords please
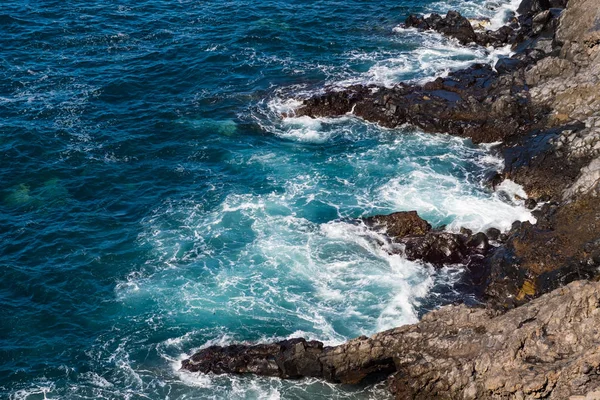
left=466, top=232, right=490, bottom=254
left=363, top=211, right=431, bottom=239
left=404, top=11, right=478, bottom=45
left=564, top=157, right=600, bottom=198
left=363, top=212, right=492, bottom=266
left=400, top=230, right=492, bottom=265
left=295, top=62, right=543, bottom=144
left=481, top=191, right=600, bottom=308
left=183, top=281, right=600, bottom=399
left=181, top=338, right=325, bottom=378
left=517, top=0, right=552, bottom=14
left=484, top=170, right=503, bottom=189
left=460, top=227, right=473, bottom=236
left=502, top=123, right=588, bottom=199
left=402, top=232, right=470, bottom=265
left=477, top=26, right=517, bottom=47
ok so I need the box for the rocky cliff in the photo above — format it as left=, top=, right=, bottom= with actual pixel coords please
left=182, top=0, right=600, bottom=397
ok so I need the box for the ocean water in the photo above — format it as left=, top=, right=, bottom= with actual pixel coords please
left=0, top=0, right=531, bottom=398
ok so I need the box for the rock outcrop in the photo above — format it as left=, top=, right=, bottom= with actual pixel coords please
left=294, top=63, right=543, bottom=144
left=404, top=11, right=481, bottom=45
left=183, top=280, right=600, bottom=399
left=363, top=211, right=431, bottom=238
left=364, top=211, right=491, bottom=266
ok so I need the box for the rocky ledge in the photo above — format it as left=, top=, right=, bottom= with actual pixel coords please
left=182, top=0, right=600, bottom=397
left=183, top=280, right=600, bottom=399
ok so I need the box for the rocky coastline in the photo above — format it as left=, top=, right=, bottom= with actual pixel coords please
left=182, top=0, right=600, bottom=397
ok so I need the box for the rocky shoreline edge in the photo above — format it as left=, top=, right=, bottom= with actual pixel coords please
left=181, top=0, right=600, bottom=398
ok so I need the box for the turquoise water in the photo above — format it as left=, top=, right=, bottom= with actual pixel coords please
left=1, top=0, right=531, bottom=398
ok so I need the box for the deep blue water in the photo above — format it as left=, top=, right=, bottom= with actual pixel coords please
left=1, top=0, right=530, bottom=398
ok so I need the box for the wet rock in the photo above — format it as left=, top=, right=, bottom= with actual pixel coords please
left=181, top=338, right=325, bottom=378
left=480, top=191, right=600, bottom=308
left=477, top=26, right=517, bottom=47
left=404, top=11, right=477, bottom=45
left=402, top=232, right=470, bottom=265
left=524, top=198, right=538, bottom=209
left=183, top=281, right=600, bottom=399
left=484, top=171, right=503, bottom=189
left=517, top=0, right=552, bottom=16
left=296, top=62, right=543, bottom=144
left=485, top=227, right=501, bottom=241
left=363, top=211, right=431, bottom=240
left=495, top=57, right=523, bottom=73
left=502, top=124, right=588, bottom=199
left=466, top=232, right=490, bottom=254
left=460, top=227, right=473, bottom=236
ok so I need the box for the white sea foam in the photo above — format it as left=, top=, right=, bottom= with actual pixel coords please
left=131, top=127, right=534, bottom=353
left=10, top=385, right=54, bottom=400
left=379, top=171, right=534, bottom=233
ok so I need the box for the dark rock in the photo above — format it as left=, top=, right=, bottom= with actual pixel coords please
left=466, top=232, right=490, bottom=254
left=510, top=221, right=522, bottom=232
left=460, top=227, right=473, bottom=236
left=181, top=338, right=325, bottom=379
left=485, top=227, right=501, bottom=241
left=404, top=11, right=477, bottom=45
left=538, top=194, right=551, bottom=202
left=363, top=211, right=431, bottom=240
left=480, top=191, right=600, bottom=308
left=483, top=171, right=503, bottom=189
left=517, top=0, right=551, bottom=15
left=503, top=124, right=588, bottom=200
left=477, top=26, right=517, bottom=47
left=548, top=0, right=568, bottom=7
left=404, top=14, right=429, bottom=30
left=494, top=57, right=523, bottom=73
left=402, top=232, right=469, bottom=265
left=524, top=198, right=538, bottom=209
left=296, top=62, right=544, bottom=144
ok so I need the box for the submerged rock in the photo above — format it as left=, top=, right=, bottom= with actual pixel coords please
left=183, top=281, right=600, bottom=399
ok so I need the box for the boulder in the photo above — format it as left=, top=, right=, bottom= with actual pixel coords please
left=363, top=211, right=431, bottom=239
left=402, top=232, right=470, bottom=265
